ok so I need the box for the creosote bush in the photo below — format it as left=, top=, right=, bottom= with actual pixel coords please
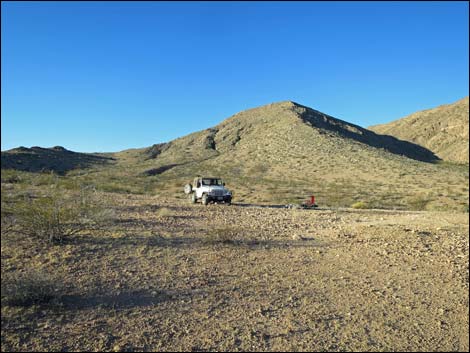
left=4, top=183, right=114, bottom=244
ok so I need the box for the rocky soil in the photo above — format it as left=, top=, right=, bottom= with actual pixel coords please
left=1, top=193, right=469, bottom=351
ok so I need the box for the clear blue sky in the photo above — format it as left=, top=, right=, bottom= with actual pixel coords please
left=2, top=1, right=468, bottom=152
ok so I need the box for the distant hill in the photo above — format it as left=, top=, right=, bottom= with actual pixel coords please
left=1, top=146, right=114, bottom=175
left=369, top=97, right=469, bottom=163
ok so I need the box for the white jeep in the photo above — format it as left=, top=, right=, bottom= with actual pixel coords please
left=184, top=177, right=232, bottom=205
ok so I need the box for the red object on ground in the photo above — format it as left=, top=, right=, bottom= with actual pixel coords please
left=310, top=195, right=315, bottom=205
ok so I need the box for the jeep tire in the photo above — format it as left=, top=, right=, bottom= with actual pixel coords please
left=191, top=193, right=197, bottom=204
left=202, top=194, right=209, bottom=206
left=184, top=184, right=192, bottom=194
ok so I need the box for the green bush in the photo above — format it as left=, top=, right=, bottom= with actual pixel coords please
left=1, top=170, right=23, bottom=183
left=4, top=184, right=114, bottom=244
left=351, top=201, right=369, bottom=209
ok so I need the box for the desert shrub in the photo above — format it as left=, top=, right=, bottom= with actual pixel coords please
left=1, top=170, right=23, bottom=184
left=249, top=164, right=269, bottom=175
left=4, top=184, right=114, bottom=244
left=407, top=195, right=430, bottom=211
left=99, top=182, right=131, bottom=194
left=31, top=171, right=58, bottom=186
left=1, top=193, right=16, bottom=234
left=351, top=201, right=369, bottom=209
left=98, top=181, right=144, bottom=194
left=204, top=227, right=240, bottom=245
left=92, top=207, right=117, bottom=225
left=155, top=207, right=172, bottom=218
left=59, top=177, right=85, bottom=191
left=1, top=270, right=64, bottom=306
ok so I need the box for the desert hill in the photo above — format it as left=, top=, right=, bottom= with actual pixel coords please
left=137, top=101, right=437, bottom=164
left=369, top=97, right=469, bottom=163
left=1, top=146, right=114, bottom=175
left=111, top=101, right=467, bottom=210
left=2, top=101, right=468, bottom=210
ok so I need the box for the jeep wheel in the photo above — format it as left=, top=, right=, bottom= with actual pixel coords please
left=202, top=194, right=209, bottom=206
left=184, top=184, right=192, bottom=194
left=191, top=193, right=197, bottom=204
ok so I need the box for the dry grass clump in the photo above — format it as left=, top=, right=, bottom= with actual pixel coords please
left=155, top=207, right=173, bottom=218
left=1, top=270, right=64, bottom=307
left=407, top=195, right=430, bottom=211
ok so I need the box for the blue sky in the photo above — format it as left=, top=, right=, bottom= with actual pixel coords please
left=2, top=1, right=468, bottom=152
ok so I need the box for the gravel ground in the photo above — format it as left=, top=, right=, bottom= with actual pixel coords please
left=1, top=194, right=469, bottom=351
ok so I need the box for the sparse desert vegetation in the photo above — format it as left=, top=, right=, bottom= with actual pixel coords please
left=2, top=173, right=115, bottom=244
left=1, top=172, right=468, bottom=351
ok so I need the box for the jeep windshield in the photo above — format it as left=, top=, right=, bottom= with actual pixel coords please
left=201, top=178, right=223, bottom=186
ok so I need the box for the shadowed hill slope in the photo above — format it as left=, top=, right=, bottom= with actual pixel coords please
left=275, top=102, right=438, bottom=162
left=369, top=97, right=469, bottom=163
left=1, top=146, right=114, bottom=175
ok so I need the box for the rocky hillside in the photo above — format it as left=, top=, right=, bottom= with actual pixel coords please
left=1, top=146, right=114, bottom=175
left=138, top=101, right=437, bottom=163
left=112, top=101, right=467, bottom=210
left=369, top=97, right=469, bottom=163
